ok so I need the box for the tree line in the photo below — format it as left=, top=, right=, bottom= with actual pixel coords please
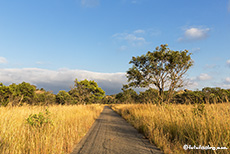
left=111, top=87, right=230, bottom=104
left=1, top=44, right=229, bottom=106
left=1, top=81, right=229, bottom=106
left=0, top=79, right=105, bottom=106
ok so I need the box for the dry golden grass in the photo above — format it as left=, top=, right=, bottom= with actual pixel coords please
left=112, top=103, right=230, bottom=154
left=0, top=104, right=104, bottom=154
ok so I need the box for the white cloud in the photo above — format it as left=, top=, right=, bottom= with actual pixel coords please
left=184, top=74, right=213, bottom=90
left=0, top=57, right=7, bottom=64
left=226, top=59, right=230, bottom=67
left=178, top=27, right=210, bottom=42
left=0, top=68, right=127, bottom=94
left=225, top=77, right=230, bottom=83
left=81, top=0, right=99, bottom=8
left=197, top=73, right=212, bottom=81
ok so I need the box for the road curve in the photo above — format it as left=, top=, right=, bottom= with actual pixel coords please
left=71, top=106, right=163, bottom=154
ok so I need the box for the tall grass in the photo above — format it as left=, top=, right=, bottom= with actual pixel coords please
left=112, top=103, right=230, bottom=154
left=0, top=104, right=103, bottom=154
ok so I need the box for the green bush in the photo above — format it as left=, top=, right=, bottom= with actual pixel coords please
left=26, top=109, right=53, bottom=128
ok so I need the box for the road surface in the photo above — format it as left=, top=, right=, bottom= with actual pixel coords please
left=71, top=106, right=163, bottom=154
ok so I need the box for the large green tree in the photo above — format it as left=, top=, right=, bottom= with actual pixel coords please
left=127, top=44, right=193, bottom=103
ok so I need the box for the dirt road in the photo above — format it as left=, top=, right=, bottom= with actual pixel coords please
left=71, top=106, right=163, bottom=154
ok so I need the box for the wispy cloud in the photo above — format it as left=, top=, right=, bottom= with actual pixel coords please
left=113, top=33, right=145, bottom=42
left=220, top=77, right=230, bottom=88
left=0, top=68, right=126, bottom=94
left=197, top=73, right=212, bottom=81
left=35, top=61, right=51, bottom=65
left=191, top=47, right=201, bottom=54
left=133, top=29, right=145, bottom=34
left=204, top=64, right=218, bottom=70
left=0, top=57, right=7, bottom=64
left=81, top=0, right=99, bottom=8
left=113, top=29, right=147, bottom=47
left=225, top=77, right=230, bottom=83
left=119, top=45, right=128, bottom=51
left=185, top=79, right=199, bottom=89
left=178, top=27, right=210, bottom=42
left=226, top=59, right=230, bottom=67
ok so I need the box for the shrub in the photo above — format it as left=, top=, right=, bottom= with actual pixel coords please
left=26, top=109, right=53, bottom=128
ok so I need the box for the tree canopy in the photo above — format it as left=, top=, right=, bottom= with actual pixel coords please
left=69, top=79, right=105, bottom=104
left=127, top=44, right=193, bottom=103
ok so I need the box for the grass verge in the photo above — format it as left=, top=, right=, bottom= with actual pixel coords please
left=111, top=103, right=230, bottom=154
left=0, top=104, right=104, bottom=154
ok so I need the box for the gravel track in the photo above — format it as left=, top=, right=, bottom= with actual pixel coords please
left=71, top=106, right=163, bottom=154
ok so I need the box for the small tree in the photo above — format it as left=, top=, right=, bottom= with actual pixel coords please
left=56, top=90, right=73, bottom=105
left=9, top=82, right=36, bottom=105
left=127, top=44, right=193, bottom=103
left=115, top=86, right=138, bottom=104
left=69, top=79, right=105, bottom=104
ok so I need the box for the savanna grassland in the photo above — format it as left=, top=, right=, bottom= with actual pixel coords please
left=112, top=103, right=230, bottom=154
left=0, top=104, right=103, bottom=154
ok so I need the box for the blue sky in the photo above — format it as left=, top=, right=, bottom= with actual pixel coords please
left=0, top=0, right=230, bottom=94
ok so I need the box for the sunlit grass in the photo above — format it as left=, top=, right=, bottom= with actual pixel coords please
left=112, top=103, right=230, bottom=154
left=0, top=104, right=104, bottom=154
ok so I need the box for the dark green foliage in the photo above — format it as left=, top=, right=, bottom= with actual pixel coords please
left=15, top=82, right=36, bottom=103
left=114, top=87, right=230, bottom=104
left=0, top=82, right=36, bottom=106
left=0, top=82, right=57, bottom=106
left=173, top=91, right=204, bottom=104
left=75, top=79, right=105, bottom=100
left=0, top=79, right=106, bottom=106
left=26, top=109, right=53, bottom=128
left=101, top=95, right=116, bottom=104
left=115, top=86, right=138, bottom=104
left=35, top=91, right=56, bottom=105
left=202, top=87, right=229, bottom=103
left=68, top=79, right=105, bottom=104
left=0, top=83, right=12, bottom=106
left=172, top=87, right=230, bottom=104
left=56, top=90, right=73, bottom=105
left=138, top=88, right=159, bottom=104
